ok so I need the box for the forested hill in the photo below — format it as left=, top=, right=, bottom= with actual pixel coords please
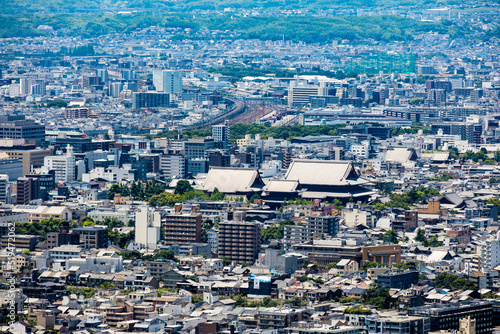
left=3, top=0, right=498, bottom=14
left=0, top=14, right=467, bottom=41
left=1, top=0, right=497, bottom=41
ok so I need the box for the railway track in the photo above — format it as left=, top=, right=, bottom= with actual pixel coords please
left=187, top=98, right=245, bottom=129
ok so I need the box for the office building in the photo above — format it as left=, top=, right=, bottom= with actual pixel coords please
left=122, top=70, right=135, bottom=80
left=0, top=115, right=45, bottom=146
left=480, top=237, right=500, bottom=272
left=97, top=69, right=108, bottom=83
left=44, top=146, right=76, bottom=183
left=109, top=82, right=124, bottom=98
left=431, top=123, right=483, bottom=144
left=306, top=215, right=339, bottom=238
left=135, top=206, right=162, bottom=249
left=0, top=159, right=23, bottom=181
left=19, top=78, right=28, bottom=95
left=284, top=216, right=339, bottom=251
left=53, top=137, right=92, bottom=154
left=218, top=221, right=261, bottom=264
left=207, top=150, right=230, bottom=167
left=153, top=70, right=182, bottom=94
left=292, top=240, right=401, bottom=269
left=366, top=315, right=430, bottom=334
left=207, top=228, right=219, bottom=256
left=164, top=204, right=203, bottom=246
left=72, top=227, right=108, bottom=249
left=160, top=154, right=187, bottom=180
left=132, top=92, right=170, bottom=109
left=1, top=148, right=53, bottom=176
left=184, top=138, right=217, bottom=159
left=64, top=108, right=91, bottom=119
left=427, top=89, right=447, bottom=107
left=288, top=82, right=328, bottom=107
left=146, top=259, right=171, bottom=280
left=26, top=171, right=55, bottom=201
left=0, top=175, right=10, bottom=204
left=16, top=177, right=40, bottom=205
left=47, top=226, right=81, bottom=249
left=188, top=158, right=209, bottom=177
left=89, top=208, right=134, bottom=225
left=392, top=211, right=419, bottom=232
left=1, top=234, right=42, bottom=251
left=25, top=79, right=46, bottom=96
left=212, top=120, right=230, bottom=149
left=83, top=76, right=100, bottom=88
left=377, top=270, right=419, bottom=289
left=408, top=301, right=492, bottom=334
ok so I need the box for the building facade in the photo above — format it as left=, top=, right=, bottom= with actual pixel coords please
left=218, top=221, right=261, bottom=264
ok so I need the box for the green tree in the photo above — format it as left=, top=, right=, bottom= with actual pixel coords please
left=45, top=99, right=68, bottom=108
left=428, top=236, right=443, bottom=247
left=153, top=250, right=177, bottom=261
left=361, top=261, right=379, bottom=271
left=15, top=218, right=74, bottom=241
left=249, top=193, right=261, bottom=203
left=409, top=98, right=424, bottom=105
left=343, top=306, right=372, bottom=314
left=175, top=180, right=193, bottom=195
left=118, top=250, right=142, bottom=261
left=448, top=147, right=460, bottom=160
left=415, top=228, right=427, bottom=246
left=289, top=296, right=307, bottom=307
left=383, top=229, right=399, bottom=244
left=326, top=262, right=337, bottom=270
left=234, top=294, right=247, bottom=307
left=210, top=187, right=225, bottom=201
left=393, top=261, right=417, bottom=270
left=364, top=287, right=391, bottom=309
left=434, top=273, right=476, bottom=291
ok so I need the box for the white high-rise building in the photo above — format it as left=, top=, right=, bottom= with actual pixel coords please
left=97, top=69, right=108, bottom=83
left=160, top=154, right=186, bottom=180
left=44, top=145, right=76, bottom=183
left=9, top=84, right=20, bottom=98
left=481, top=234, right=500, bottom=272
left=135, top=206, right=162, bottom=249
left=207, top=228, right=219, bottom=256
left=153, top=70, right=182, bottom=94
left=0, top=175, right=11, bottom=204
left=109, top=82, right=124, bottom=98
left=212, top=120, right=230, bottom=149
left=288, top=81, right=328, bottom=107
left=19, top=78, right=29, bottom=95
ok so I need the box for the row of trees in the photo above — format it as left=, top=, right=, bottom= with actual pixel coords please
left=448, top=147, right=500, bottom=165
left=108, top=181, right=166, bottom=201
left=148, top=123, right=351, bottom=142
left=148, top=187, right=226, bottom=207
left=208, top=65, right=357, bottom=80
left=15, top=218, right=78, bottom=240
left=380, top=228, right=442, bottom=247
left=434, top=272, right=476, bottom=291
left=372, top=186, right=440, bottom=210
left=117, top=249, right=178, bottom=262
left=414, top=228, right=443, bottom=247
left=260, top=219, right=295, bottom=242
